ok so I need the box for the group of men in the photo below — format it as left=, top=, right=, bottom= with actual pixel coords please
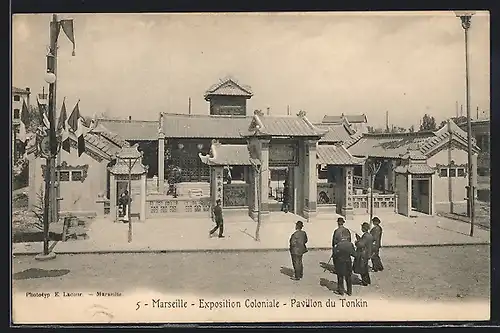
left=288, top=216, right=384, bottom=296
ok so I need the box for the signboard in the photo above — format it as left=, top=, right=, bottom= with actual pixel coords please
left=269, top=144, right=298, bottom=166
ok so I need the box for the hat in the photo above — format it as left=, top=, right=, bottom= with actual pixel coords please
left=216, top=199, right=221, bottom=204
left=361, top=222, right=370, bottom=230
left=372, top=216, right=381, bottom=224
left=337, top=217, right=345, bottom=224
left=296, top=220, right=304, bottom=229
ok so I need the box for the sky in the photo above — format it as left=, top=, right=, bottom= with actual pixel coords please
left=12, top=12, right=490, bottom=129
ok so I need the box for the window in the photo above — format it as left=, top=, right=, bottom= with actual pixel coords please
left=457, top=168, right=465, bottom=177
left=71, top=171, right=83, bottom=181
left=59, top=171, right=70, bottom=181
left=449, top=168, right=457, bottom=177
left=13, top=95, right=20, bottom=101
left=13, top=109, right=20, bottom=119
left=439, top=168, right=448, bottom=177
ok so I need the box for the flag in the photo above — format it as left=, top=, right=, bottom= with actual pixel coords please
left=36, top=98, right=50, bottom=129
left=68, top=100, right=88, bottom=157
left=57, top=98, right=70, bottom=153
left=60, top=19, right=76, bottom=56
left=17, top=100, right=30, bottom=156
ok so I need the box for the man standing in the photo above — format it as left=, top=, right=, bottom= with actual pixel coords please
left=281, top=179, right=290, bottom=213
left=118, top=190, right=131, bottom=223
left=210, top=199, right=225, bottom=238
left=370, top=216, right=384, bottom=272
left=354, top=222, right=374, bottom=286
left=289, top=220, right=308, bottom=281
left=333, top=229, right=356, bottom=296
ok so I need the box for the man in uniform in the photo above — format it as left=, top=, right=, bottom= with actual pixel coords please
left=333, top=229, right=356, bottom=296
left=209, top=199, right=225, bottom=238
left=289, top=220, right=308, bottom=280
left=354, top=222, right=374, bottom=286
left=370, top=216, right=384, bottom=272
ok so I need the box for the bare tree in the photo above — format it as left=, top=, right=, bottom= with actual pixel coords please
left=367, top=159, right=383, bottom=226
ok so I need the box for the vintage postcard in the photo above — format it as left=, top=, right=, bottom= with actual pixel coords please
left=11, top=11, right=491, bottom=324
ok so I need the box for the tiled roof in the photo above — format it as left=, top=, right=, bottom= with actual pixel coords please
left=347, top=132, right=435, bottom=158
left=116, top=145, right=142, bottom=159
left=109, top=159, right=147, bottom=175
left=322, top=114, right=367, bottom=124
left=162, top=113, right=252, bottom=138
left=82, top=132, right=124, bottom=158
left=243, top=114, right=328, bottom=137
left=12, top=87, right=30, bottom=95
left=96, top=118, right=159, bottom=141
left=394, top=163, right=436, bottom=175
left=420, top=119, right=480, bottom=155
left=204, top=76, right=253, bottom=99
left=315, top=123, right=355, bottom=143
left=200, top=144, right=257, bottom=166
left=317, top=145, right=364, bottom=165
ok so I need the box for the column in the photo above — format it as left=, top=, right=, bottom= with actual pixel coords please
left=110, top=173, right=117, bottom=221
left=158, top=134, right=165, bottom=194
left=342, top=166, right=354, bottom=220
left=303, top=140, right=317, bottom=219
left=361, top=162, right=367, bottom=189
left=28, top=154, right=37, bottom=210
left=259, top=139, right=270, bottom=217
left=249, top=167, right=259, bottom=220
left=140, top=173, right=146, bottom=221
left=294, top=165, right=300, bottom=214
left=212, top=166, right=224, bottom=207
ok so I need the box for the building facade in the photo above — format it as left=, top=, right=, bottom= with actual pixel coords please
left=12, top=87, right=31, bottom=162
left=24, top=77, right=478, bottom=222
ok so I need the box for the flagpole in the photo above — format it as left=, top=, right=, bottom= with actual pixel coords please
left=38, top=13, right=58, bottom=260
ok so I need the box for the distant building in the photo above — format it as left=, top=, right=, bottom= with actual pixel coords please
left=457, top=118, right=490, bottom=177
left=322, top=113, right=368, bottom=134
left=12, top=86, right=31, bottom=162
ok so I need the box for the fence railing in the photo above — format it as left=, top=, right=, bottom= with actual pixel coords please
left=146, top=194, right=211, bottom=218
left=352, top=193, right=398, bottom=214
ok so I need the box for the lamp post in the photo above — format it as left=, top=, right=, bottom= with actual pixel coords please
left=116, top=147, right=142, bottom=243
left=36, top=15, right=59, bottom=261
left=455, top=11, right=475, bottom=237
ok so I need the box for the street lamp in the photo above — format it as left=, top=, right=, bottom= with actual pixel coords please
left=116, top=146, right=143, bottom=243
left=455, top=11, right=475, bottom=237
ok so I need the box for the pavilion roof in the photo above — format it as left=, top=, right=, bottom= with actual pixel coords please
left=204, top=76, right=253, bottom=100
left=316, top=144, right=364, bottom=166
left=96, top=118, right=159, bottom=141
left=241, top=113, right=328, bottom=138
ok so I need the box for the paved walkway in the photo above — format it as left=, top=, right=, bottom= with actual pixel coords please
left=12, top=212, right=490, bottom=255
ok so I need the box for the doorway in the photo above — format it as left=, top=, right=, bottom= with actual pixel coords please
left=268, top=166, right=294, bottom=213
left=411, top=178, right=431, bottom=215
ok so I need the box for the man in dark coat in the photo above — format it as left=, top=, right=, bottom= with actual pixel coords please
left=289, top=220, right=308, bottom=280
left=209, top=199, right=224, bottom=238
left=281, top=180, right=290, bottom=213
left=118, top=190, right=131, bottom=223
left=332, top=217, right=351, bottom=249
left=354, top=222, right=374, bottom=286
left=370, top=216, right=384, bottom=272
left=333, top=229, right=356, bottom=296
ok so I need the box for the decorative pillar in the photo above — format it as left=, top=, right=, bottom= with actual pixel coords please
left=110, top=173, right=117, bottom=221
left=303, top=140, right=318, bottom=219
left=158, top=135, right=165, bottom=194
left=259, top=139, right=270, bottom=217
left=140, top=173, right=146, bottom=221
left=212, top=166, right=224, bottom=207
left=361, top=162, right=367, bottom=189
left=342, top=166, right=354, bottom=220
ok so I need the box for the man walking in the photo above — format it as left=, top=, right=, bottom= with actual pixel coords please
left=333, top=229, right=356, bottom=296
left=209, top=199, right=225, bottom=238
left=370, top=216, right=384, bottom=272
left=354, top=222, right=374, bottom=286
left=289, top=220, right=308, bottom=281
